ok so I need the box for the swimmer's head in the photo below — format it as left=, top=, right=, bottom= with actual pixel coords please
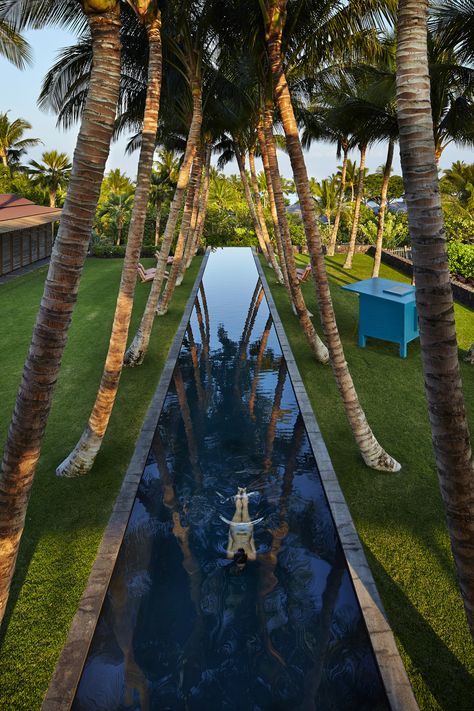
left=233, top=548, right=248, bottom=570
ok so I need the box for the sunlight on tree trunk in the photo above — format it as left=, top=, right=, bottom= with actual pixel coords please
left=265, top=0, right=399, bottom=472
left=343, top=143, right=366, bottom=269
left=124, top=81, right=202, bottom=366
left=258, top=123, right=290, bottom=291
left=262, top=104, right=329, bottom=364
left=234, top=142, right=271, bottom=264
left=0, top=5, right=122, bottom=623
left=327, top=146, right=347, bottom=257
left=157, top=148, right=202, bottom=315
left=397, top=0, right=474, bottom=637
left=249, top=145, right=283, bottom=281
left=372, top=139, right=395, bottom=278
left=57, top=12, right=162, bottom=478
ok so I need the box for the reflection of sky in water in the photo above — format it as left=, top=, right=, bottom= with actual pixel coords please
left=73, top=248, right=389, bottom=711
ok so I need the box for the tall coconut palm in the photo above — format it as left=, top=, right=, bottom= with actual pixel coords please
left=0, top=112, right=42, bottom=167
left=28, top=149, right=72, bottom=207
left=157, top=144, right=203, bottom=315
left=124, top=9, right=205, bottom=366
left=262, top=0, right=400, bottom=472
left=0, top=0, right=122, bottom=625
left=262, top=101, right=329, bottom=365
left=397, top=0, right=474, bottom=638
left=57, top=0, right=163, bottom=479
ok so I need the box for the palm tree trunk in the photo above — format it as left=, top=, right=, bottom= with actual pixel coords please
left=116, top=218, right=122, bottom=246
left=343, top=143, right=367, bottom=269
left=249, top=146, right=283, bottom=282
left=189, top=141, right=211, bottom=262
left=327, top=146, right=348, bottom=256
left=265, top=0, right=399, bottom=472
left=124, top=80, right=202, bottom=366
left=154, top=198, right=162, bottom=247
left=158, top=147, right=202, bottom=314
left=0, top=5, right=122, bottom=624
left=180, top=146, right=204, bottom=280
left=56, top=14, right=162, bottom=478
left=233, top=143, right=271, bottom=263
left=372, top=139, right=395, bottom=278
left=262, top=103, right=329, bottom=364
left=49, top=189, right=57, bottom=209
left=257, top=123, right=290, bottom=291
left=397, top=0, right=474, bottom=636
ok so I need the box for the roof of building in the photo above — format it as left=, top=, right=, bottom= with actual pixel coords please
left=0, top=194, right=62, bottom=234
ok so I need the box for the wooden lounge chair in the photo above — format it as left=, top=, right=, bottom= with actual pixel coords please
left=296, top=264, right=312, bottom=283
left=137, top=263, right=168, bottom=283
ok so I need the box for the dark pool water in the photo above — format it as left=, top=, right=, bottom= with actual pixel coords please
left=73, top=248, right=389, bottom=711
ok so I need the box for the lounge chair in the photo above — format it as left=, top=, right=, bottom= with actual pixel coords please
left=137, top=263, right=168, bottom=283
left=154, top=251, right=174, bottom=265
left=296, top=264, right=312, bottom=283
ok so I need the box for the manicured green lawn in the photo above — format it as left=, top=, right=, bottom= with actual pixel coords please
left=0, top=256, right=202, bottom=710
left=262, top=253, right=474, bottom=711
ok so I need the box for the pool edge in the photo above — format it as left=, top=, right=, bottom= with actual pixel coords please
left=42, top=249, right=211, bottom=711
left=253, top=250, right=419, bottom=711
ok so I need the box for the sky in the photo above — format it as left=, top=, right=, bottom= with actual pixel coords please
left=1, top=27, right=471, bottom=188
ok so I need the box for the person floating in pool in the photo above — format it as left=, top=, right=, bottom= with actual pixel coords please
left=220, top=487, right=263, bottom=561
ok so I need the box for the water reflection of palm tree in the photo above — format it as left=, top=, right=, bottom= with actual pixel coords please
left=151, top=430, right=205, bottom=698
left=249, top=314, right=273, bottom=419
left=194, top=289, right=212, bottom=396
left=187, top=322, right=205, bottom=408
left=257, top=414, right=305, bottom=670
left=173, top=365, right=202, bottom=488
left=235, top=283, right=265, bottom=395
left=302, top=548, right=345, bottom=711
left=263, top=358, right=287, bottom=472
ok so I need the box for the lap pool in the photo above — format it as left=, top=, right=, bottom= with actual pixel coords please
left=73, top=248, right=390, bottom=711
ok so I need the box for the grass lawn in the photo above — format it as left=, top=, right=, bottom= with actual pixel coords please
left=262, top=252, right=474, bottom=711
left=0, top=256, right=202, bottom=710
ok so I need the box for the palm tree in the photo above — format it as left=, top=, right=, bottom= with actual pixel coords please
left=150, top=149, right=179, bottom=246
left=310, top=176, right=338, bottom=228
left=0, top=0, right=122, bottom=624
left=0, top=112, right=42, bottom=167
left=56, top=1, right=163, bottom=479
left=124, top=8, right=205, bottom=366
left=28, top=150, right=71, bottom=207
left=397, top=0, right=474, bottom=638
left=262, top=0, right=400, bottom=472
left=0, top=15, right=30, bottom=67
left=98, top=189, right=134, bottom=245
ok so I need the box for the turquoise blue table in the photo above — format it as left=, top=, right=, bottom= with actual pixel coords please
left=342, top=277, right=419, bottom=358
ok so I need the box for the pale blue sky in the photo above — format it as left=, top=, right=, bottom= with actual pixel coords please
left=1, top=27, right=471, bottom=183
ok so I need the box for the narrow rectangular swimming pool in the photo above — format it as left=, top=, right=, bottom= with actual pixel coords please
left=73, top=248, right=390, bottom=711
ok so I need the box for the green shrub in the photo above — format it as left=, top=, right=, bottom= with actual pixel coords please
left=89, top=243, right=157, bottom=258
left=442, top=209, right=474, bottom=244
left=447, top=242, right=474, bottom=279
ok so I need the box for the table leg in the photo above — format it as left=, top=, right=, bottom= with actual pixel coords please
left=358, top=332, right=366, bottom=348
left=400, top=342, right=407, bottom=358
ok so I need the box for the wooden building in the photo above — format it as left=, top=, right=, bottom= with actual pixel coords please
left=0, top=194, right=62, bottom=276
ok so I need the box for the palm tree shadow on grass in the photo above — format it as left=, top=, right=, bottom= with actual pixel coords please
left=364, top=548, right=474, bottom=711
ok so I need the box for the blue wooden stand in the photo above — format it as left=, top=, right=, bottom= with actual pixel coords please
left=342, top=278, right=419, bottom=358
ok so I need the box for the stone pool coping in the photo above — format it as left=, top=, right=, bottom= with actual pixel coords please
left=42, top=250, right=211, bottom=711
left=253, top=250, right=418, bottom=711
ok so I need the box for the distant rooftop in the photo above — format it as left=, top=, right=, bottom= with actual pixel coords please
left=0, top=194, right=61, bottom=234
